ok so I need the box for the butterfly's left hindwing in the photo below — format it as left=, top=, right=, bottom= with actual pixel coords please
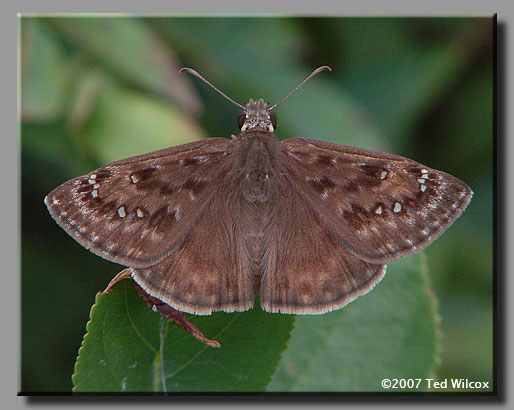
left=130, top=174, right=256, bottom=315
left=45, top=138, right=232, bottom=268
left=282, top=138, right=473, bottom=264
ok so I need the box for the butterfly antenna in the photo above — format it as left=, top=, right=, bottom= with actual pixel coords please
left=269, top=66, right=332, bottom=111
left=179, top=67, right=246, bottom=111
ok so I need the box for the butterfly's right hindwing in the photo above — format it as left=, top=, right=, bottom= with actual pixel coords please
left=259, top=171, right=387, bottom=314
left=45, top=138, right=232, bottom=268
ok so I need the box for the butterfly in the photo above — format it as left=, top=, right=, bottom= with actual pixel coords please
left=45, top=66, right=472, bottom=345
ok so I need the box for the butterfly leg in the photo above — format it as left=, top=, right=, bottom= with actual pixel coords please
left=132, top=281, right=221, bottom=348
left=102, top=268, right=220, bottom=348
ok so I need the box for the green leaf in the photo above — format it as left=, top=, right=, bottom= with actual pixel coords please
left=72, top=280, right=295, bottom=392
left=47, top=17, right=201, bottom=113
left=83, top=84, right=205, bottom=165
left=21, top=18, right=71, bottom=121
left=268, top=253, right=440, bottom=392
left=334, top=18, right=489, bottom=142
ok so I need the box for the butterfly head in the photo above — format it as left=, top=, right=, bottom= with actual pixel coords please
left=179, top=66, right=331, bottom=137
left=238, top=98, right=277, bottom=133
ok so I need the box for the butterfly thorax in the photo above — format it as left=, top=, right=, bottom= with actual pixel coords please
left=232, top=130, right=280, bottom=205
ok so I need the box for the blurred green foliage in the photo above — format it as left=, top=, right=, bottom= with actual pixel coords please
left=20, top=16, right=493, bottom=392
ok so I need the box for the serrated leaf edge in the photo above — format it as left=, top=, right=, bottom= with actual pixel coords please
left=71, top=291, right=106, bottom=391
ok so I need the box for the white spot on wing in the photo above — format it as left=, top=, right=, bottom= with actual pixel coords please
left=91, top=190, right=98, bottom=198
left=380, top=171, right=388, bottom=180
left=93, top=184, right=100, bottom=189
left=417, top=178, right=425, bottom=184
left=375, top=205, right=383, bottom=214
left=421, top=184, right=427, bottom=192
left=118, top=206, right=126, bottom=218
left=393, top=202, right=402, bottom=213
left=136, top=208, right=144, bottom=218
left=194, top=155, right=210, bottom=163
left=88, top=179, right=96, bottom=184
left=130, top=175, right=139, bottom=183
left=422, top=173, right=429, bottom=179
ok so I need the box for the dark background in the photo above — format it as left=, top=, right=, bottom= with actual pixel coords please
left=21, top=16, right=493, bottom=392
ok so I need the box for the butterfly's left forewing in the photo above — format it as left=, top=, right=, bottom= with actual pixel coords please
left=282, top=138, right=473, bottom=264
left=45, top=138, right=232, bottom=268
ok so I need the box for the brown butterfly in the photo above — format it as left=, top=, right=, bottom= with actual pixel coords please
left=45, top=66, right=472, bottom=345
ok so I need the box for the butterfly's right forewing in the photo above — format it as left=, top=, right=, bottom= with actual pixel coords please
left=45, top=138, right=232, bottom=268
left=282, top=138, right=473, bottom=264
